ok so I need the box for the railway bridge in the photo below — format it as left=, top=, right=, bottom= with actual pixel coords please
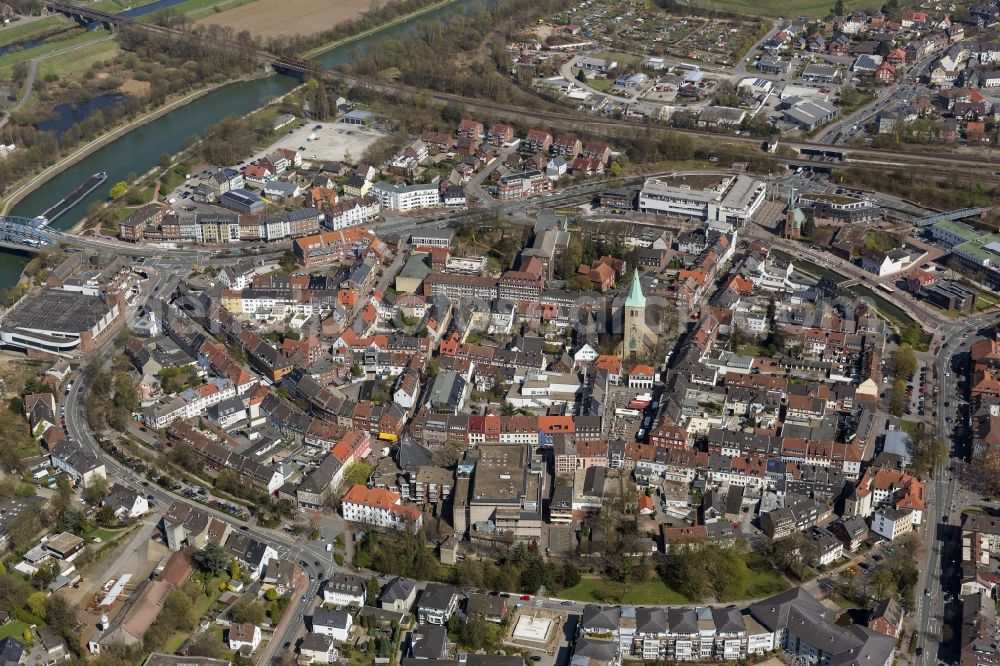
left=42, top=1, right=318, bottom=77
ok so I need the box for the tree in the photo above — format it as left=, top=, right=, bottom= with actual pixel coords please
left=96, top=504, right=118, bottom=528
left=82, top=476, right=109, bottom=504
left=230, top=558, right=242, bottom=582
left=26, top=591, right=48, bottom=619
left=566, top=274, right=594, bottom=291
left=889, top=379, right=908, bottom=417
left=899, top=322, right=923, bottom=347
left=192, top=542, right=230, bottom=576
left=834, top=0, right=845, bottom=15
left=279, top=250, right=298, bottom=274
left=893, top=345, right=917, bottom=380
left=661, top=540, right=709, bottom=599
left=343, top=460, right=373, bottom=486
left=913, top=437, right=948, bottom=474
left=109, top=181, right=129, bottom=200
left=230, top=598, right=266, bottom=625
left=562, top=562, right=581, bottom=588
left=575, top=69, right=588, bottom=83
left=366, top=576, right=380, bottom=606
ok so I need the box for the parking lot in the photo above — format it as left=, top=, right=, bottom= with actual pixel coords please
left=253, top=121, right=387, bottom=167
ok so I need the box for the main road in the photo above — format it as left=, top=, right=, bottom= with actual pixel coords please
left=62, top=259, right=331, bottom=664
left=915, top=311, right=1000, bottom=666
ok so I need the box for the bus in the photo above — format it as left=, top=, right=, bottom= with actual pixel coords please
left=877, top=283, right=895, bottom=294
left=615, top=408, right=641, bottom=418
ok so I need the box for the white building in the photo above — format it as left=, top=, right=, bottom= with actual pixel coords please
left=227, top=623, right=261, bottom=652
left=370, top=181, right=441, bottom=212
left=312, top=608, right=353, bottom=642
left=639, top=174, right=766, bottom=229
left=872, top=507, right=914, bottom=540
left=340, top=484, right=422, bottom=531
left=860, top=248, right=912, bottom=277
left=322, top=573, right=366, bottom=607
left=104, top=484, right=150, bottom=519
left=324, top=197, right=380, bottom=231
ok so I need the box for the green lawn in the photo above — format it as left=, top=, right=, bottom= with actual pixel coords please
left=86, top=525, right=127, bottom=542
left=586, top=77, right=614, bottom=92
left=38, top=38, right=119, bottom=79
left=0, top=15, right=65, bottom=42
left=836, top=89, right=876, bottom=116
left=592, top=51, right=643, bottom=67
left=736, top=344, right=763, bottom=356
left=900, top=421, right=924, bottom=439
left=978, top=290, right=998, bottom=311
left=0, top=30, right=109, bottom=71
left=0, top=620, right=29, bottom=642
left=136, top=0, right=247, bottom=21
left=694, top=0, right=882, bottom=18
left=560, top=578, right=690, bottom=605
left=745, top=566, right=790, bottom=598
left=88, top=0, right=163, bottom=12
left=189, top=574, right=231, bottom=619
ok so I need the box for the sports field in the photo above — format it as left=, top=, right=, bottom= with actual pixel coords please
left=194, top=0, right=384, bottom=38
left=698, top=0, right=882, bottom=17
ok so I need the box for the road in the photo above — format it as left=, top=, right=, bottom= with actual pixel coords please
left=915, top=311, right=1000, bottom=666
left=816, top=51, right=938, bottom=145
left=62, top=257, right=333, bottom=664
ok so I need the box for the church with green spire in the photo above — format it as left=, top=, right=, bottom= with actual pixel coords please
left=622, top=267, right=652, bottom=360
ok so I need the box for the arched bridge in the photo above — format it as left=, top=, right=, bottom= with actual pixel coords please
left=0, top=218, right=57, bottom=252
left=43, top=0, right=122, bottom=29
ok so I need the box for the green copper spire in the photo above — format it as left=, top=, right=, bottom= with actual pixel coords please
left=625, top=268, right=646, bottom=309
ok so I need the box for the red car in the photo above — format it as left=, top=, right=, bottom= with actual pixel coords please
left=520, top=595, right=532, bottom=601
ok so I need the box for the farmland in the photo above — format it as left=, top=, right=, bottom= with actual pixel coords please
left=194, top=0, right=386, bottom=38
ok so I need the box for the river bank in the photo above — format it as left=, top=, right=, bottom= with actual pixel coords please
left=302, top=0, right=461, bottom=58
left=0, top=0, right=488, bottom=292
left=2, top=79, right=229, bottom=214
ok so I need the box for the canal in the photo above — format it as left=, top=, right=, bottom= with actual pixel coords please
left=0, top=0, right=486, bottom=290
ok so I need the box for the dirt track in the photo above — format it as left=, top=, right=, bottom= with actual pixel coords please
left=195, top=0, right=385, bottom=39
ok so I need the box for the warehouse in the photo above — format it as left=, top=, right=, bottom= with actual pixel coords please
left=219, top=189, right=266, bottom=215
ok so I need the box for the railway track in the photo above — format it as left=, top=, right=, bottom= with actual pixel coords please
left=330, top=73, right=1000, bottom=177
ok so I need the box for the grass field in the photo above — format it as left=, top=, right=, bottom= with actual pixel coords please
left=0, top=15, right=65, bottom=42
left=135, top=0, right=242, bottom=21
left=194, top=0, right=383, bottom=37
left=88, top=0, right=163, bottom=12
left=745, top=565, right=790, bottom=598
left=0, top=620, right=29, bottom=642
left=560, top=578, right=690, bottom=605
left=592, top=50, right=643, bottom=67
left=38, top=38, right=119, bottom=78
left=696, top=0, right=882, bottom=18
left=0, top=30, right=109, bottom=71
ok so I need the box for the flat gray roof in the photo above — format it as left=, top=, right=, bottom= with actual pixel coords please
left=2, top=289, right=114, bottom=334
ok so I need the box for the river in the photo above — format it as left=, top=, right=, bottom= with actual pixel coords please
left=0, top=0, right=486, bottom=291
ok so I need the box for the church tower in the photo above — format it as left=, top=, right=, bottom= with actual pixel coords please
left=623, top=268, right=649, bottom=360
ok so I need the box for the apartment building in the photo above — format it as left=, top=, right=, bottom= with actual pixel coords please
left=340, top=484, right=422, bottom=531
